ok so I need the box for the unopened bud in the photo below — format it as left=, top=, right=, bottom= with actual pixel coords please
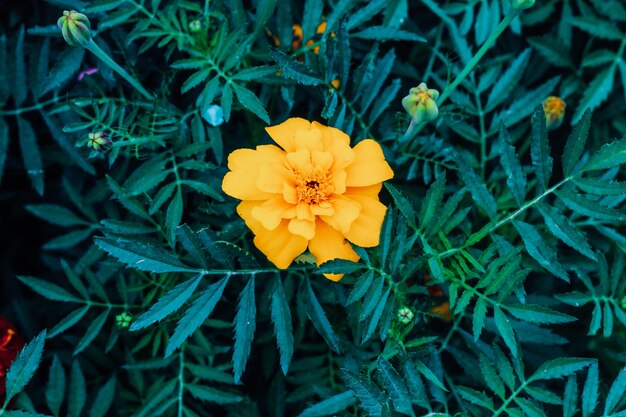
left=511, top=0, right=535, bottom=10
left=57, top=10, right=92, bottom=47
left=87, top=132, right=112, bottom=151
left=621, top=295, right=626, bottom=310
left=115, top=312, right=132, bottom=329
left=189, top=20, right=202, bottom=33
left=543, top=96, right=566, bottom=130
left=402, top=83, right=440, bottom=125
left=397, top=307, right=414, bottom=324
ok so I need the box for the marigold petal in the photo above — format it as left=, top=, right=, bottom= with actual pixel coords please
left=332, top=169, right=347, bottom=195
left=312, top=121, right=350, bottom=147
left=236, top=201, right=266, bottom=236
left=252, top=197, right=296, bottom=230
left=311, top=151, right=333, bottom=171
left=311, top=203, right=334, bottom=216
left=223, top=171, right=273, bottom=200
left=344, top=183, right=383, bottom=198
left=283, top=183, right=298, bottom=204
left=344, top=139, right=394, bottom=186
left=227, top=145, right=284, bottom=171
left=286, top=149, right=312, bottom=173
left=343, top=195, right=387, bottom=247
left=321, top=196, right=361, bottom=234
left=309, top=219, right=360, bottom=282
left=295, top=129, right=324, bottom=153
left=265, top=118, right=312, bottom=152
left=296, top=202, right=315, bottom=221
left=254, top=222, right=308, bottom=269
left=257, top=163, right=294, bottom=194
left=288, top=218, right=316, bottom=240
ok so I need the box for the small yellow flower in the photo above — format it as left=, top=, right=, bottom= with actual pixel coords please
left=292, top=24, right=303, bottom=50
left=57, top=10, right=91, bottom=47
left=222, top=118, right=394, bottom=281
left=402, top=83, right=440, bottom=125
left=543, top=96, right=566, bottom=130
left=328, top=79, right=341, bottom=93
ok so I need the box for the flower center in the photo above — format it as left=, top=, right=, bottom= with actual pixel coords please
left=294, top=168, right=333, bottom=205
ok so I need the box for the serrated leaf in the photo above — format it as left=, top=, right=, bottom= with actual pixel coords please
left=232, top=83, right=270, bottom=123
left=13, top=26, right=27, bottom=106
left=68, top=361, right=86, bottom=417
left=582, top=361, right=598, bottom=417
left=583, top=137, right=626, bottom=172
left=26, top=204, right=87, bottom=227
left=570, top=16, right=624, bottom=40
left=513, top=220, right=569, bottom=281
left=317, top=259, right=363, bottom=275
left=270, top=48, right=322, bottom=85
left=419, top=171, right=446, bottom=230
left=271, top=277, right=293, bottom=375
left=48, top=306, right=90, bottom=338
left=563, top=109, right=591, bottom=176
left=494, top=306, right=517, bottom=358
left=17, top=276, right=80, bottom=303
left=95, top=237, right=197, bottom=273
left=130, top=275, right=203, bottom=331
left=506, top=303, right=576, bottom=324
left=296, top=391, right=356, bottom=417
left=455, top=154, right=497, bottom=218
left=233, top=276, right=256, bottom=384
left=45, top=356, right=65, bottom=417
left=40, top=47, right=84, bottom=97
left=186, top=384, right=242, bottom=404
left=74, top=310, right=108, bottom=355
left=605, top=367, right=626, bottom=414
left=165, top=276, right=229, bottom=356
left=538, top=204, right=596, bottom=260
left=4, top=330, right=46, bottom=406
left=529, top=358, right=592, bottom=382
left=486, top=49, right=531, bottom=112
left=89, top=376, right=116, bottom=417
left=530, top=105, right=552, bottom=191
left=528, top=35, right=574, bottom=68
left=377, top=358, right=415, bottom=416
left=17, top=117, right=44, bottom=195
left=573, top=177, right=626, bottom=195
left=498, top=123, right=527, bottom=207
left=384, top=183, right=417, bottom=229
left=572, top=67, right=614, bottom=124
left=303, top=279, right=341, bottom=353
left=556, top=190, right=625, bottom=222
left=479, top=355, right=505, bottom=399
left=352, top=26, right=425, bottom=42
left=341, top=369, right=386, bottom=417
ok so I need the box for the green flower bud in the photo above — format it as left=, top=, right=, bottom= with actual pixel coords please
left=397, top=307, right=414, bottom=325
left=189, top=20, right=202, bottom=33
left=115, top=312, right=133, bottom=329
left=511, top=0, right=535, bottom=10
left=57, top=10, right=92, bottom=47
left=402, top=83, right=440, bottom=125
left=621, top=295, right=626, bottom=310
left=87, top=132, right=112, bottom=151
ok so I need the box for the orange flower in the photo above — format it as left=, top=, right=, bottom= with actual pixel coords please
left=0, top=317, right=25, bottom=405
left=543, top=96, right=566, bottom=130
left=222, top=118, right=394, bottom=280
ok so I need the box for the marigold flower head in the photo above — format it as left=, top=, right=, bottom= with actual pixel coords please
left=402, top=83, right=440, bottom=125
left=222, top=118, right=394, bottom=281
left=0, top=317, right=25, bottom=405
left=57, top=10, right=92, bottom=47
left=543, top=96, right=566, bottom=130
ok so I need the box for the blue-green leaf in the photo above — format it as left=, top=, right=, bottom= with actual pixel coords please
left=583, top=137, right=626, bottom=172
left=530, top=105, right=552, bottom=191
left=271, top=277, right=294, bottom=375
left=377, top=358, right=415, bottom=416
left=296, top=391, right=356, bottom=417
left=4, top=330, right=46, bottom=406
left=498, top=123, right=527, bottom=207
left=563, top=109, right=591, bottom=176
left=233, top=276, right=256, bottom=384
left=17, top=276, right=81, bottom=303
left=303, top=279, right=341, bottom=353
left=232, top=83, right=270, bottom=123
left=513, top=220, right=569, bottom=281
left=529, top=358, right=593, bottom=382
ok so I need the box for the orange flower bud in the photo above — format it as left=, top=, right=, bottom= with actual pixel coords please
left=543, top=96, right=566, bottom=130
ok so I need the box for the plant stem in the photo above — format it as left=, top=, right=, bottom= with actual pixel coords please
left=85, top=39, right=154, bottom=101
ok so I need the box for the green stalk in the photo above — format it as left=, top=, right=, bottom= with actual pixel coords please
left=85, top=39, right=154, bottom=101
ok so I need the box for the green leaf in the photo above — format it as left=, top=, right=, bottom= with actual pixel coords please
left=556, top=190, right=625, bottom=222
left=570, top=16, right=624, bottom=40
left=3, top=330, right=46, bottom=406
left=538, top=204, right=596, bottom=261
left=17, top=276, right=81, bottom=303
left=296, top=391, right=356, bottom=417
left=186, top=384, right=242, bottom=404
left=233, top=276, right=256, bottom=384
left=479, top=355, right=505, bottom=399
left=346, top=0, right=386, bottom=29
left=48, top=306, right=90, bottom=338
left=384, top=183, right=417, bottom=229
left=89, top=377, right=116, bottom=417
left=317, top=259, right=363, bottom=275
left=25, top=204, right=87, bottom=227
left=528, top=35, right=574, bottom=68
left=0, top=117, right=8, bottom=186
left=347, top=270, right=375, bottom=305
left=13, top=26, right=27, bottom=106
left=130, top=275, right=203, bottom=331
left=506, top=303, right=576, bottom=325
left=572, top=67, right=614, bottom=124
left=176, top=224, right=208, bottom=269
left=529, top=358, right=592, bottom=382
left=271, top=277, right=294, bottom=375
left=165, top=188, right=183, bottom=244
left=403, top=361, right=429, bottom=409
left=232, top=65, right=277, bottom=81
left=165, top=276, right=229, bottom=356
left=221, top=82, right=233, bottom=122
left=530, top=105, right=552, bottom=191
left=419, top=172, right=446, bottom=231
left=361, top=287, right=390, bottom=343
left=573, top=177, right=626, bottom=195
left=232, top=83, right=270, bottom=123
left=270, top=48, right=323, bottom=85
left=563, top=376, right=578, bottom=417
left=486, top=49, right=531, bottom=112
left=40, top=47, right=84, bottom=96
left=498, top=123, right=527, bottom=207
left=303, top=279, right=341, bottom=353
left=513, top=220, right=569, bottom=281
left=45, top=356, right=65, bottom=417
left=412, top=359, right=447, bottom=392
left=17, top=117, right=44, bottom=195
left=563, top=109, right=591, bottom=176
left=95, top=237, right=197, bottom=273
left=74, top=310, right=108, bottom=355
left=473, top=298, right=488, bottom=341
left=302, top=0, right=324, bottom=41
left=68, top=361, right=86, bottom=417
left=455, top=154, right=497, bottom=218
left=583, top=137, right=626, bottom=172
left=352, top=26, right=425, bottom=42
left=457, top=386, right=494, bottom=410
left=494, top=306, right=517, bottom=358
left=341, top=369, right=386, bottom=417
left=605, top=367, right=626, bottom=414
left=582, top=361, right=598, bottom=417
left=377, top=358, right=415, bottom=416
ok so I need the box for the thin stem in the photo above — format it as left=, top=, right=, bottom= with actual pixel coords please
left=85, top=40, right=154, bottom=101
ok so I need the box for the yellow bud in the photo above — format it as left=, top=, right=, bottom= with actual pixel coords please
left=543, top=96, right=566, bottom=130
left=402, top=83, right=440, bottom=124
left=57, top=10, right=91, bottom=47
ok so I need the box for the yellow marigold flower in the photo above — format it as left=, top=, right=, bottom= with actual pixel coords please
left=543, top=96, right=566, bottom=130
left=292, top=24, right=303, bottom=49
left=222, top=118, right=394, bottom=281
left=402, top=83, right=440, bottom=125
